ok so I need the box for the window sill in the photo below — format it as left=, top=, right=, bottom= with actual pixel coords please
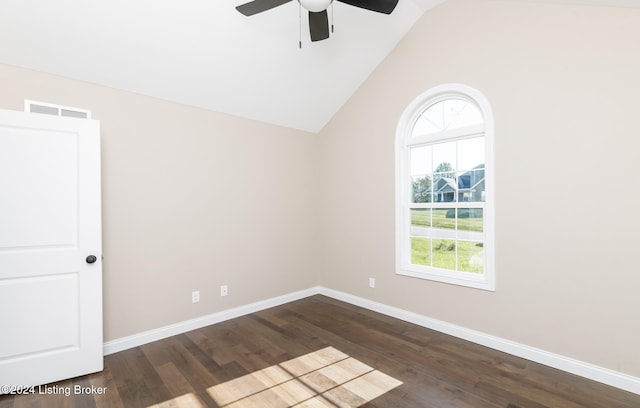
left=397, top=267, right=495, bottom=291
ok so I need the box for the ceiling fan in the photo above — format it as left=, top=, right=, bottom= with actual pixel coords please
left=236, top=0, right=399, bottom=43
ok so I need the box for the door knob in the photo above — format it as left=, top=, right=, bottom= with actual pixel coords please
left=86, top=255, right=97, bottom=264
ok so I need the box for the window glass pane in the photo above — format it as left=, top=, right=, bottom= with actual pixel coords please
left=411, top=209, right=432, bottom=266
left=431, top=208, right=456, bottom=236
left=457, top=169, right=485, bottom=203
left=447, top=100, right=483, bottom=130
left=412, top=113, right=441, bottom=136
left=411, top=99, right=483, bottom=137
left=433, top=141, right=456, bottom=177
left=433, top=179, right=457, bottom=203
left=411, top=146, right=433, bottom=176
left=412, top=176, right=432, bottom=203
left=457, top=208, right=483, bottom=235
left=442, top=99, right=468, bottom=130
left=411, top=208, right=431, bottom=228
left=457, top=137, right=484, bottom=172
left=410, top=145, right=432, bottom=176
left=412, top=100, right=445, bottom=137
left=411, top=237, right=431, bottom=266
left=411, top=145, right=432, bottom=203
left=410, top=208, right=431, bottom=233
left=432, top=142, right=457, bottom=203
left=432, top=239, right=457, bottom=270
left=458, top=241, right=484, bottom=273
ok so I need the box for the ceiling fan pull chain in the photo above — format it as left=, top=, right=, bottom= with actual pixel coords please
left=331, top=2, right=334, bottom=33
left=299, top=1, right=302, bottom=48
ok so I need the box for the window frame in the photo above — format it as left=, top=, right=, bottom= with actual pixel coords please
left=395, top=84, right=495, bottom=291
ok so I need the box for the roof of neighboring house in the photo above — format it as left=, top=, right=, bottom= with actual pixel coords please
left=435, top=177, right=458, bottom=193
left=458, top=167, right=485, bottom=190
left=434, top=164, right=485, bottom=192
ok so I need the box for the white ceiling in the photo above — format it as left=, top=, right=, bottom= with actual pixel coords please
left=0, top=0, right=636, bottom=133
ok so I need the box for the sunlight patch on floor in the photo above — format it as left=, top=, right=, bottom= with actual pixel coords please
left=147, top=392, right=204, bottom=407
left=207, top=347, right=402, bottom=407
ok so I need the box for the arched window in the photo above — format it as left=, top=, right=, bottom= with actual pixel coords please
left=395, top=84, right=495, bottom=290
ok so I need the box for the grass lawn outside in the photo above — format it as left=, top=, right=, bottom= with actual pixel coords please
left=411, top=237, right=484, bottom=273
left=409, top=208, right=484, bottom=273
left=411, top=208, right=483, bottom=232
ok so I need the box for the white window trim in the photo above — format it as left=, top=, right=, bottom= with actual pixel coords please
left=395, top=83, right=495, bottom=291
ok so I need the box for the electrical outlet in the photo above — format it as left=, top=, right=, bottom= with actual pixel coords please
left=220, top=285, right=228, bottom=297
left=192, top=290, right=200, bottom=303
left=369, top=278, right=375, bottom=288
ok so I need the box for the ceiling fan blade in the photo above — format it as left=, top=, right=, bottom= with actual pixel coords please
left=236, top=0, right=293, bottom=16
left=337, top=0, right=398, bottom=14
left=309, top=10, right=330, bottom=42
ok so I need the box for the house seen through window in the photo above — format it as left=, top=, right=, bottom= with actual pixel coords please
left=396, top=84, right=494, bottom=290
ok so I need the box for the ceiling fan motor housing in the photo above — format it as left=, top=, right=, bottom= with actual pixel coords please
left=298, top=0, right=334, bottom=12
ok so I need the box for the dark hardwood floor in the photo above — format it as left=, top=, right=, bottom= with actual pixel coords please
left=2, top=295, right=639, bottom=407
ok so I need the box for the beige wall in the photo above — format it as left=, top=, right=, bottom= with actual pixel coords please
left=0, top=63, right=319, bottom=341
left=317, top=0, right=640, bottom=377
left=2, top=0, right=640, bottom=381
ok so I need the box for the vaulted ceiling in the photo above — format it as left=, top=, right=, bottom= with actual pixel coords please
left=0, top=0, right=636, bottom=133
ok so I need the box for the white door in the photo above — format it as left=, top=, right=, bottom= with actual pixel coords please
left=0, top=109, right=102, bottom=389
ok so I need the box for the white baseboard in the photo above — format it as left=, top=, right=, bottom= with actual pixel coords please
left=317, top=287, right=640, bottom=396
left=102, top=287, right=319, bottom=355
left=103, top=286, right=640, bottom=396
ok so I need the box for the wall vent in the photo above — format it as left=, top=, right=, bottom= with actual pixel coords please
left=25, top=100, right=91, bottom=119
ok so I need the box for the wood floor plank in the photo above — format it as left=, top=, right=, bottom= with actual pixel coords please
left=88, top=365, right=124, bottom=408
left=151, top=362, right=208, bottom=407
left=2, top=295, right=640, bottom=407
left=142, top=335, right=223, bottom=406
left=106, top=347, right=173, bottom=407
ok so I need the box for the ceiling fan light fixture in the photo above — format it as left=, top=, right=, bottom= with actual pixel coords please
left=298, top=0, right=333, bottom=12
